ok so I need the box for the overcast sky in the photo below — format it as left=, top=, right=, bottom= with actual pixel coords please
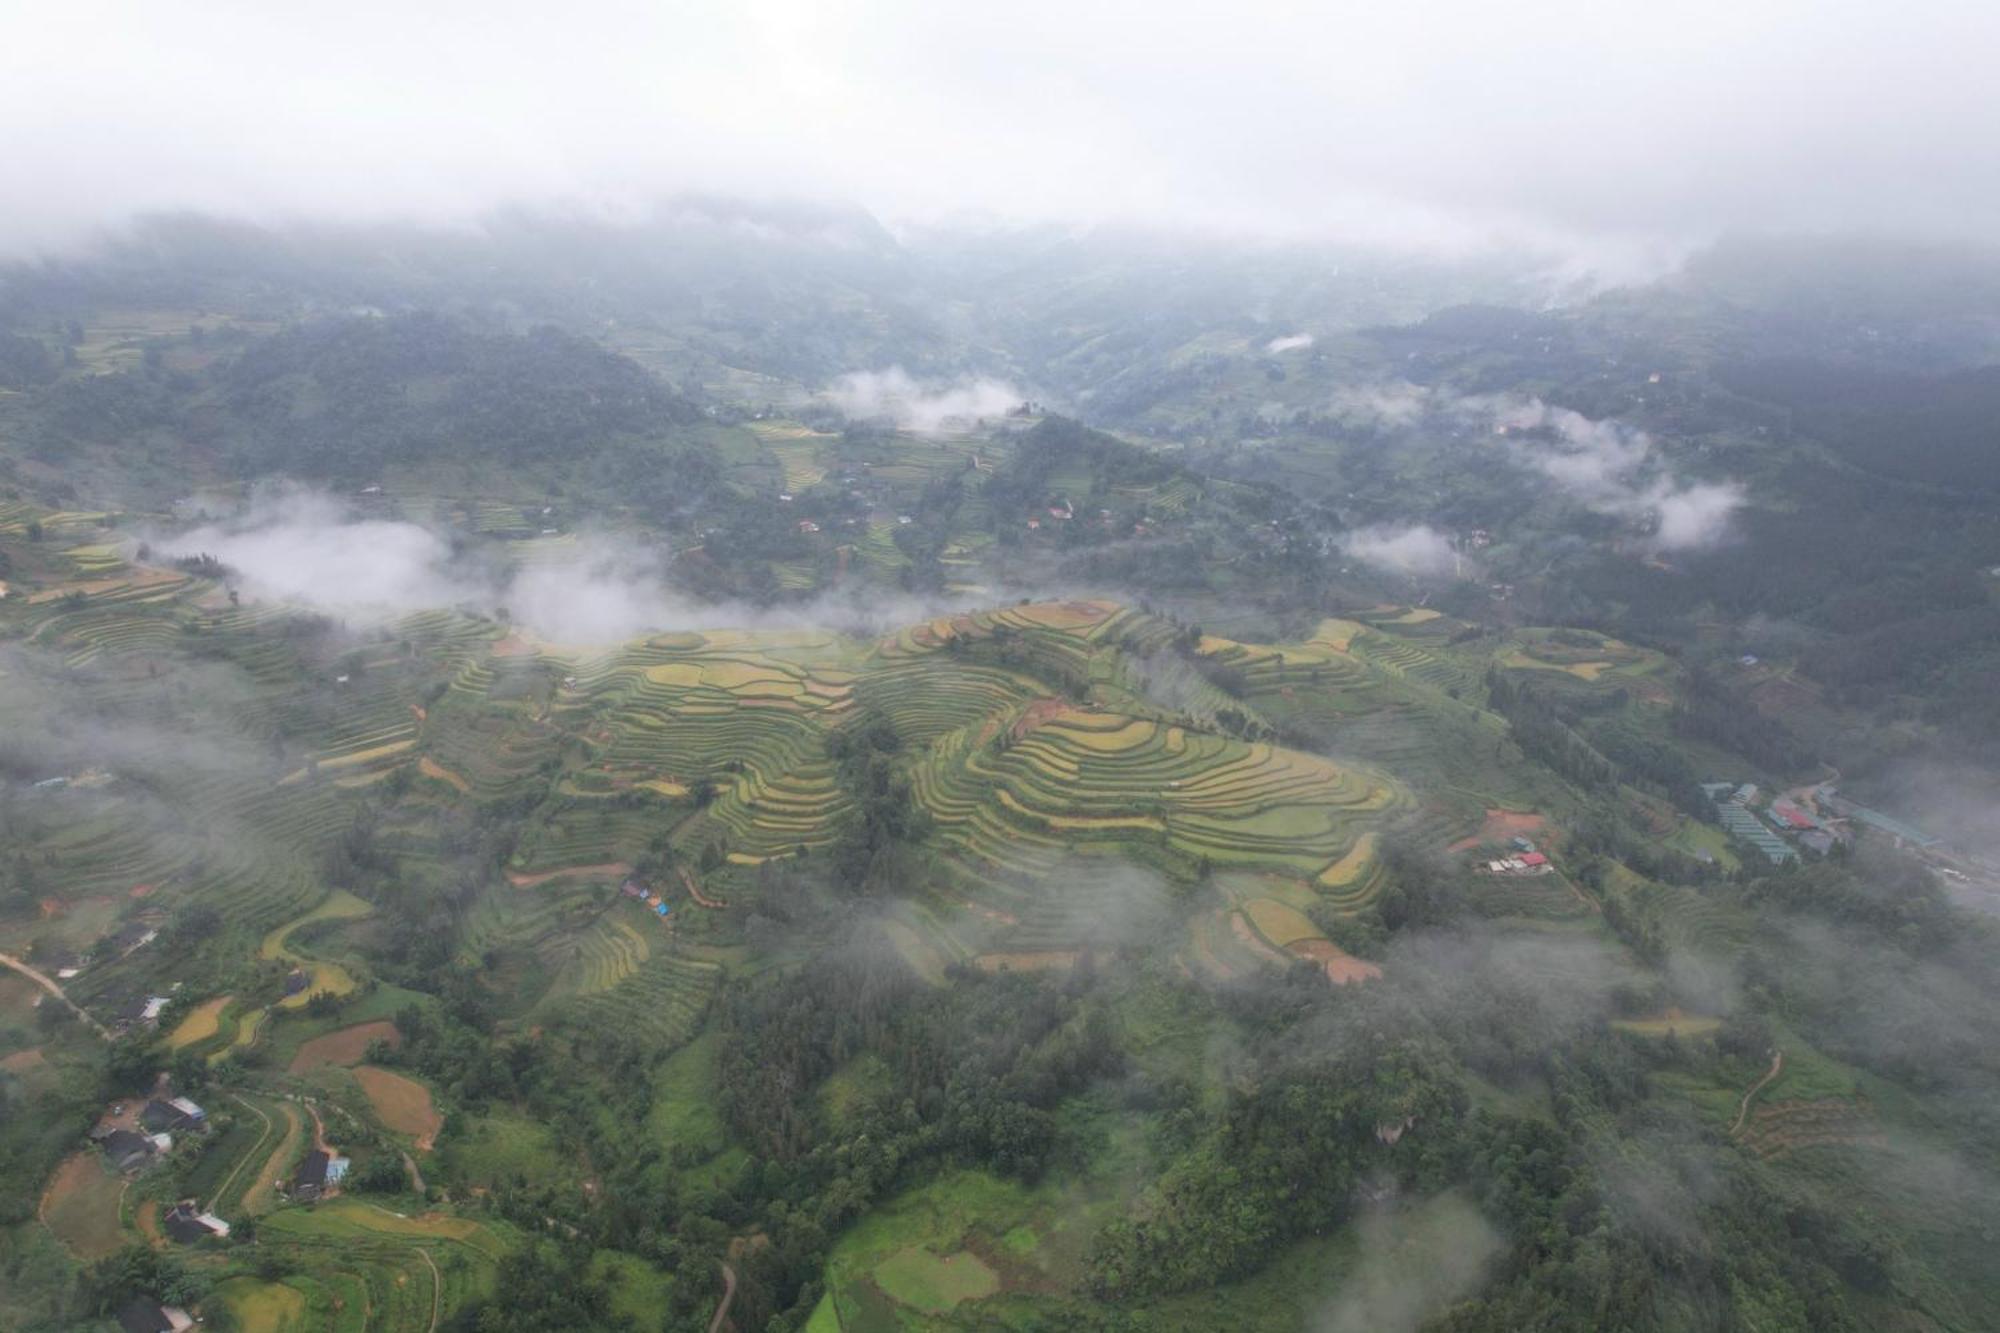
left=5, top=0, right=1998, bottom=262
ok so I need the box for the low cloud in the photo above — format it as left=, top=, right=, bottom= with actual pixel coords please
left=1313, top=1194, right=1503, bottom=1333
left=826, top=366, right=1024, bottom=435
left=1327, top=380, right=1430, bottom=429
left=1317, top=381, right=1745, bottom=553
left=1266, top=333, right=1314, bottom=353
left=157, top=490, right=465, bottom=610
left=1341, top=524, right=1459, bottom=578
left=150, top=486, right=980, bottom=643
left=1484, top=395, right=1744, bottom=551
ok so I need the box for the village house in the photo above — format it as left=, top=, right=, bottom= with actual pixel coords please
left=113, top=994, right=171, bottom=1032
left=107, top=921, right=159, bottom=955
left=289, top=1147, right=350, bottom=1201
left=140, top=1096, right=207, bottom=1134
left=116, top=1299, right=195, bottom=1333
left=98, top=1127, right=167, bottom=1172
left=162, top=1200, right=230, bottom=1243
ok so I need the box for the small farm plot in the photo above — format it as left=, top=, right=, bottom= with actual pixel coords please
left=212, top=1277, right=308, bottom=1333
left=354, top=1066, right=444, bottom=1147
left=39, top=1151, right=129, bottom=1259
left=259, top=890, right=374, bottom=1009
left=288, top=1019, right=401, bottom=1073
left=256, top=1200, right=512, bottom=1330
left=166, top=995, right=232, bottom=1049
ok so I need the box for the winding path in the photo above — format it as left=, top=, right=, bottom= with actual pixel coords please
left=707, top=1262, right=738, bottom=1333
left=679, top=866, right=728, bottom=909
left=401, top=1150, right=427, bottom=1195
left=1731, top=1049, right=1784, bottom=1136
left=209, top=1094, right=275, bottom=1210
left=417, top=1245, right=442, bottom=1333
left=0, top=952, right=110, bottom=1038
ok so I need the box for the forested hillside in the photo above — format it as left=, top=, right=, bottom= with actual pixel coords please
left=3, top=221, right=2000, bottom=1333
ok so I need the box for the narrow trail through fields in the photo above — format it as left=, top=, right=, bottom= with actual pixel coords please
left=708, top=1262, right=738, bottom=1333
left=680, top=866, right=727, bottom=909
left=0, top=953, right=110, bottom=1038
left=505, top=861, right=631, bottom=888
left=1731, top=1050, right=1784, bottom=1136
left=210, top=1094, right=275, bottom=1210
left=419, top=1245, right=442, bottom=1333
left=243, top=1101, right=305, bottom=1214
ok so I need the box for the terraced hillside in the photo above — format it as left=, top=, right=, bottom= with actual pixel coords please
left=913, top=706, right=1403, bottom=880
left=4, top=507, right=1450, bottom=1033
left=9, top=518, right=1491, bottom=1325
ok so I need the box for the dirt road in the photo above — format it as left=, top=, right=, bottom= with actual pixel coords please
left=708, top=1262, right=738, bottom=1333
left=1731, top=1050, right=1784, bottom=1136
left=0, top=952, right=110, bottom=1038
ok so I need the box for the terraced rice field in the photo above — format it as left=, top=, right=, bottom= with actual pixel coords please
left=240, top=1100, right=307, bottom=1215
left=555, top=949, right=721, bottom=1050
left=257, top=1201, right=512, bottom=1330
left=260, top=890, right=373, bottom=1009
left=1738, top=1099, right=1889, bottom=1160
left=213, top=1277, right=308, bottom=1333
left=1213, top=873, right=1384, bottom=985
left=542, top=915, right=654, bottom=1000
left=913, top=705, right=1403, bottom=881
left=1611, top=1008, right=1723, bottom=1039
left=167, top=994, right=231, bottom=1049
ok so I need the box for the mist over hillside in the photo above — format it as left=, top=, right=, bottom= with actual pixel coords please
left=7, top=4, right=2000, bottom=1331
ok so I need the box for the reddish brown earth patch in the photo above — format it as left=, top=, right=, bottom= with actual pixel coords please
left=1739, top=1098, right=1888, bottom=1160
left=1448, top=809, right=1550, bottom=853
left=679, top=866, right=728, bottom=909
left=505, top=861, right=632, bottom=888
left=973, top=951, right=1078, bottom=972
left=1010, top=697, right=1069, bottom=741
left=289, top=1020, right=402, bottom=1073
left=1288, top=938, right=1384, bottom=985
left=0, top=1047, right=46, bottom=1074
left=354, top=1066, right=443, bottom=1149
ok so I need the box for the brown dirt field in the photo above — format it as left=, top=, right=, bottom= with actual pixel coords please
left=1740, top=1099, right=1888, bottom=1160
left=40, top=1151, right=128, bottom=1259
left=490, top=634, right=539, bottom=657
left=134, top=1199, right=164, bottom=1248
left=1288, top=938, right=1384, bottom=985
left=418, top=756, right=470, bottom=793
left=1228, top=912, right=1288, bottom=963
left=679, top=866, right=727, bottom=909
left=26, top=566, right=183, bottom=604
left=243, top=1102, right=304, bottom=1215
left=289, top=1020, right=402, bottom=1073
left=973, top=951, right=1079, bottom=972
left=1010, top=696, right=1069, bottom=742
left=1611, top=1006, right=1722, bottom=1038
left=1627, top=795, right=1675, bottom=836
left=354, top=1066, right=443, bottom=1148
left=0, top=1046, right=46, bottom=1073
left=1448, top=809, right=1550, bottom=853
left=505, top=861, right=631, bottom=888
